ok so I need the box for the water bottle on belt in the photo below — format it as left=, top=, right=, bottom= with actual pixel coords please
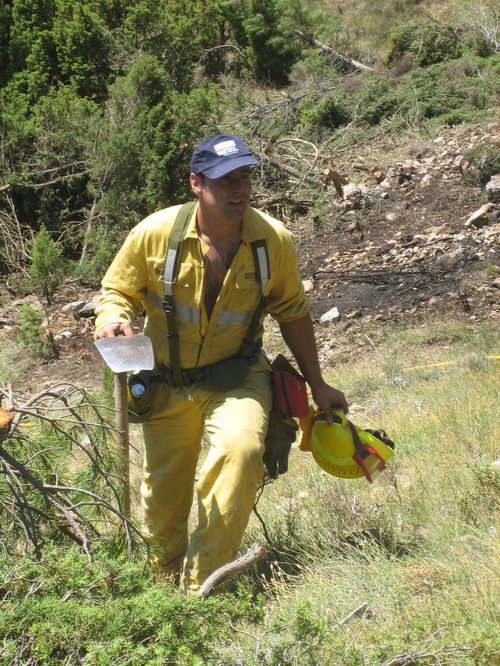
left=127, top=373, right=153, bottom=423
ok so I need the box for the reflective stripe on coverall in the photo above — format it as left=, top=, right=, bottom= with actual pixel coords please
left=95, top=203, right=309, bottom=591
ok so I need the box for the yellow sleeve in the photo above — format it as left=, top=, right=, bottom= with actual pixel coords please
left=265, top=226, right=309, bottom=323
left=94, top=226, right=148, bottom=335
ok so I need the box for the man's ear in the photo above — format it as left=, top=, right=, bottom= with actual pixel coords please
left=190, top=172, right=202, bottom=197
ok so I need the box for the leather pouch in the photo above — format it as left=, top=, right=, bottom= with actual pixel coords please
left=271, top=354, right=309, bottom=418
left=127, top=370, right=160, bottom=423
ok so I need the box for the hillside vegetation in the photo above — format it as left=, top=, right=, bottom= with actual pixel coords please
left=1, top=0, right=499, bottom=282
left=1, top=320, right=499, bottom=664
left=1, top=1, right=499, bottom=665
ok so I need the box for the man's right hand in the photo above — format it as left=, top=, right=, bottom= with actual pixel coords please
left=95, top=322, right=134, bottom=338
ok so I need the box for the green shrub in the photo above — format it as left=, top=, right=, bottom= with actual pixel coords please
left=353, top=75, right=400, bottom=125
left=0, top=546, right=257, bottom=666
left=18, top=303, right=52, bottom=358
left=29, top=225, right=65, bottom=305
left=387, top=20, right=462, bottom=67
left=459, top=463, right=500, bottom=526
left=462, top=144, right=500, bottom=185
left=242, top=0, right=303, bottom=84
left=299, top=94, right=351, bottom=129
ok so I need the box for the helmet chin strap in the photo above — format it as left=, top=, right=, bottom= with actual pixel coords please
left=346, top=419, right=387, bottom=484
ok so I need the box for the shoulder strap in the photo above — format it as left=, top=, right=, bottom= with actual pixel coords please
left=162, top=202, right=196, bottom=386
left=240, top=239, right=270, bottom=357
left=251, top=239, right=270, bottom=292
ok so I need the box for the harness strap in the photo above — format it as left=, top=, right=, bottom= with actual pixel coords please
left=240, top=239, right=269, bottom=358
left=347, top=419, right=385, bottom=483
left=162, top=202, right=196, bottom=387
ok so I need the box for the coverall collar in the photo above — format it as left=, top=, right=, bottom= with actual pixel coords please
left=184, top=203, right=267, bottom=244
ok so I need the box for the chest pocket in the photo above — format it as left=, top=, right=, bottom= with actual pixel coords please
left=233, top=264, right=262, bottom=293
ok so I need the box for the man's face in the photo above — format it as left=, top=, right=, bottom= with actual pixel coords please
left=190, top=166, right=252, bottom=221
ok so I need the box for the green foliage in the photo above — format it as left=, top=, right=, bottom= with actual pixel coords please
left=1, top=0, right=499, bottom=282
left=294, top=51, right=499, bottom=134
left=4, top=86, right=100, bottom=241
left=353, top=74, right=400, bottom=125
left=29, top=225, right=64, bottom=304
left=51, top=0, right=114, bottom=100
left=0, top=1, right=13, bottom=87
left=299, top=94, right=351, bottom=130
left=242, top=0, right=302, bottom=84
left=387, top=19, right=463, bottom=67
left=17, top=303, right=52, bottom=358
left=5, top=0, right=57, bottom=84
left=459, top=463, right=500, bottom=526
left=0, top=546, right=255, bottom=665
left=75, top=56, right=222, bottom=270
left=122, top=0, right=227, bottom=89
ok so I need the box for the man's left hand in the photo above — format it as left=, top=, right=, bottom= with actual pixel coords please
left=310, top=381, right=349, bottom=423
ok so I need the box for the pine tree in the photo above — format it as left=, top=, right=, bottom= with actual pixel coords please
left=29, top=225, right=64, bottom=305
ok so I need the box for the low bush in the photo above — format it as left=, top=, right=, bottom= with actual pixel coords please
left=387, top=20, right=463, bottom=67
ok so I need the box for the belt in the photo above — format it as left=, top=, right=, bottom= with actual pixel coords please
left=159, top=365, right=206, bottom=387
left=158, top=353, right=260, bottom=388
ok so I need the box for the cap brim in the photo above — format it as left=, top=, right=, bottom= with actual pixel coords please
left=200, top=155, right=259, bottom=179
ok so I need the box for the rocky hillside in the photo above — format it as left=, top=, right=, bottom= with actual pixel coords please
left=293, top=122, right=499, bottom=362
left=1, top=123, right=498, bottom=392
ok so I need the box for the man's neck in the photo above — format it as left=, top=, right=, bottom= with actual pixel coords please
left=196, top=207, right=243, bottom=244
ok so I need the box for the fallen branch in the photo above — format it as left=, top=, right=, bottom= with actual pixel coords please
left=294, top=30, right=377, bottom=73
left=0, top=383, right=148, bottom=559
left=252, top=192, right=313, bottom=210
left=197, top=543, right=267, bottom=597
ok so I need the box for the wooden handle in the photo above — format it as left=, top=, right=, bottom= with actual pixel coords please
left=114, top=372, right=130, bottom=515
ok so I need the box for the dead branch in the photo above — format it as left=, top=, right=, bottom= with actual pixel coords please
left=1, top=447, right=89, bottom=553
left=339, top=602, right=371, bottom=625
left=0, top=189, right=33, bottom=274
left=253, top=192, right=313, bottom=210
left=0, top=382, right=148, bottom=559
left=197, top=543, right=267, bottom=597
left=198, top=44, right=249, bottom=61
left=294, top=30, right=378, bottom=73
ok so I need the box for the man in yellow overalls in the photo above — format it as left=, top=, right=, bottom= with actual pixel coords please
left=95, top=134, right=348, bottom=593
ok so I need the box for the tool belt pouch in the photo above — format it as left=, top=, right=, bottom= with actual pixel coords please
left=198, top=357, right=251, bottom=391
left=262, top=354, right=308, bottom=478
left=271, top=354, right=309, bottom=418
left=127, top=371, right=158, bottom=424
left=264, top=401, right=298, bottom=478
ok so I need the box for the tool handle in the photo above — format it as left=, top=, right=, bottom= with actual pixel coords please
left=114, top=372, right=130, bottom=515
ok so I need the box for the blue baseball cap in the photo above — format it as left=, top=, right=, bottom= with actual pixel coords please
left=190, top=134, right=258, bottom=179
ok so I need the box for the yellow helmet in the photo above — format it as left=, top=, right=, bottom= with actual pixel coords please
left=311, top=410, right=394, bottom=483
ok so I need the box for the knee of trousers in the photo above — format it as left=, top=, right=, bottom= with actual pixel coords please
left=214, top=429, right=264, bottom=474
left=197, top=430, right=265, bottom=503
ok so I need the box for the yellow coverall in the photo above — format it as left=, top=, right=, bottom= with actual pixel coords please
left=95, top=203, right=309, bottom=591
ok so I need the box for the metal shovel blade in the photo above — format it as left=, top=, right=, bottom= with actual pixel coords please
left=94, top=336, right=155, bottom=373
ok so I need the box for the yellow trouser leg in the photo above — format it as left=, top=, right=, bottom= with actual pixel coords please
left=182, top=361, right=272, bottom=593
left=141, top=384, right=204, bottom=577
left=140, top=357, right=271, bottom=589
